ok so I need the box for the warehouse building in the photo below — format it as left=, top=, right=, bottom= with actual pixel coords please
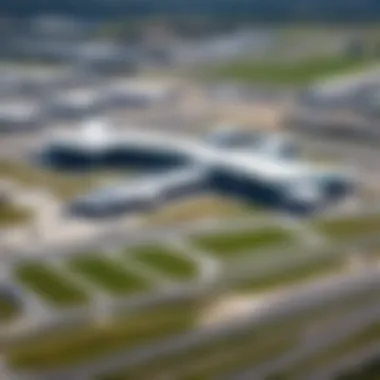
left=39, top=119, right=355, bottom=216
left=205, top=126, right=300, bottom=159
left=100, top=78, right=181, bottom=111
left=0, top=66, right=81, bottom=99
left=0, top=73, right=23, bottom=98
left=0, top=98, right=44, bottom=133
left=47, top=87, right=103, bottom=120
left=207, top=151, right=354, bottom=214
left=72, top=41, right=138, bottom=75
left=41, top=120, right=196, bottom=170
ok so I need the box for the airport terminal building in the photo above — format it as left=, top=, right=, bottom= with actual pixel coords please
left=39, top=120, right=355, bottom=216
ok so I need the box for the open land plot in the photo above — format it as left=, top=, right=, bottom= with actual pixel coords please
left=0, top=161, right=128, bottom=201
left=67, top=255, right=149, bottom=296
left=317, top=214, right=380, bottom=241
left=277, top=322, right=380, bottom=380
left=144, top=196, right=258, bottom=226
left=0, top=202, right=32, bottom=228
left=100, top=290, right=380, bottom=380
left=192, top=227, right=293, bottom=260
left=204, top=56, right=379, bottom=85
left=6, top=299, right=202, bottom=371
left=13, top=263, right=88, bottom=307
left=128, top=245, right=198, bottom=281
left=235, top=255, right=345, bottom=294
left=0, top=296, right=20, bottom=324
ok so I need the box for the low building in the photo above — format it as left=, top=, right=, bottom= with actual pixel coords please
left=72, top=41, right=138, bottom=75
left=205, top=127, right=300, bottom=159
left=41, top=120, right=196, bottom=170
left=100, top=78, right=181, bottom=111
left=0, top=98, right=44, bottom=132
left=40, top=119, right=355, bottom=216
left=47, top=87, right=102, bottom=120
left=207, top=151, right=354, bottom=214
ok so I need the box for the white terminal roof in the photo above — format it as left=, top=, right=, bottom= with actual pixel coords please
left=48, top=119, right=352, bottom=185
left=211, top=151, right=316, bottom=181
left=49, top=119, right=206, bottom=157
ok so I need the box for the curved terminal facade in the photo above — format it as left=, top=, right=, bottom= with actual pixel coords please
left=39, top=120, right=355, bottom=217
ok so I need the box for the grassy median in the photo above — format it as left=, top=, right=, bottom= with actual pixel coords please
left=101, top=326, right=294, bottom=380
left=100, top=291, right=380, bottom=380
left=193, top=227, right=292, bottom=259
left=279, top=322, right=380, bottom=380
left=0, top=161, right=127, bottom=201
left=0, top=297, right=20, bottom=324
left=14, top=263, right=88, bottom=307
left=68, top=255, right=149, bottom=296
left=205, top=56, right=377, bottom=85
left=317, top=214, right=380, bottom=241
left=6, top=299, right=203, bottom=371
left=235, top=255, right=344, bottom=294
left=128, top=245, right=198, bottom=281
left=0, top=201, right=32, bottom=228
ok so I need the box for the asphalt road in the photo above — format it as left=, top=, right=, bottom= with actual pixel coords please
left=298, top=135, right=380, bottom=170
left=227, top=300, right=380, bottom=380
left=15, top=269, right=380, bottom=380
left=305, top=341, right=380, bottom=380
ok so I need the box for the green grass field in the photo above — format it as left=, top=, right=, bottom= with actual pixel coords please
left=129, top=246, right=198, bottom=281
left=14, top=263, right=88, bottom=307
left=68, top=255, right=149, bottom=296
left=6, top=299, right=202, bottom=371
left=0, top=161, right=128, bottom=201
left=235, top=255, right=344, bottom=294
left=317, top=214, right=380, bottom=240
left=100, top=291, right=380, bottom=380
left=205, top=55, right=378, bottom=85
left=193, top=227, right=292, bottom=260
left=0, top=297, right=20, bottom=324
left=0, top=202, right=32, bottom=228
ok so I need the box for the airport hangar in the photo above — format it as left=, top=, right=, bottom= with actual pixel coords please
left=39, top=121, right=355, bottom=217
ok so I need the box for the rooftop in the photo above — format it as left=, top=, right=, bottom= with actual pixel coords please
left=0, top=99, right=39, bottom=119
left=46, top=119, right=351, bottom=184
left=54, top=87, right=100, bottom=107
left=105, top=78, right=178, bottom=99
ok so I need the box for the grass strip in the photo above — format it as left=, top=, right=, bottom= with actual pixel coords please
left=130, top=246, right=197, bottom=281
left=6, top=299, right=201, bottom=371
left=14, top=263, right=88, bottom=307
left=235, top=256, right=343, bottom=294
left=193, top=227, right=291, bottom=259
left=68, top=255, right=149, bottom=295
left=317, top=215, right=380, bottom=241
